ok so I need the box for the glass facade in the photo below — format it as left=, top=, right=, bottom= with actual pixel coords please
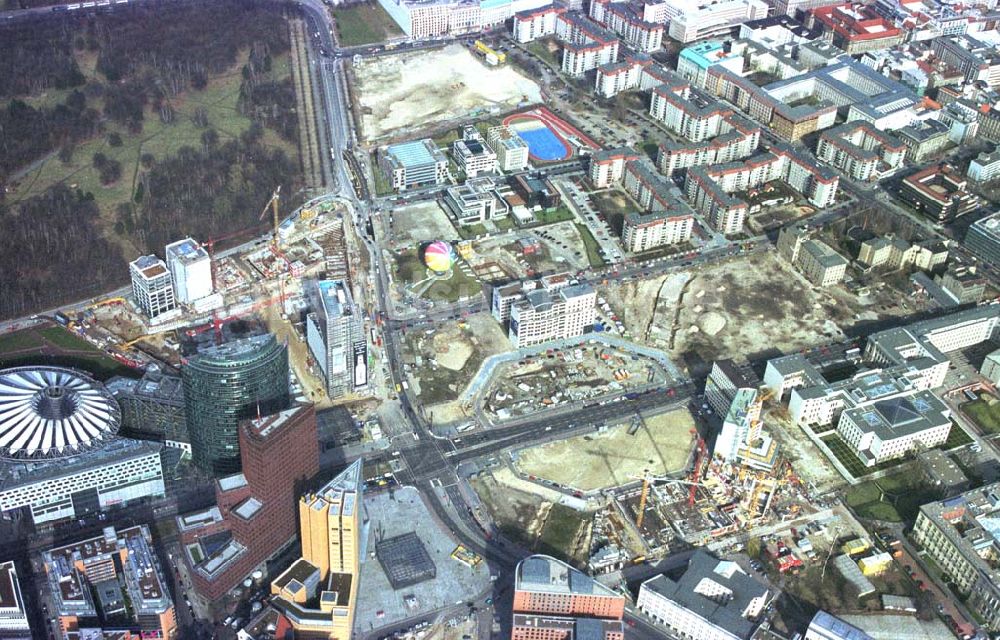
left=182, top=334, right=289, bottom=475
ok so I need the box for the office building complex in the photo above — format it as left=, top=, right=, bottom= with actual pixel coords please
left=936, top=265, right=987, bottom=304
left=307, top=280, right=367, bottom=400
left=271, top=459, right=364, bottom=639
left=512, top=555, right=625, bottom=640
left=965, top=212, right=1000, bottom=265
left=766, top=307, right=1000, bottom=465
left=0, top=367, right=165, bottom=525
left=443, top=177, right=507, bottom=226
left=177, top=404, right=319, bottom=602
left=378, top=0, right=549, bottom=39
left=654, top=0, right=769, bottom=42
left=836, top=390, right=951, bottom=466
left=968, top=150, right=1000, bottom=183
left=452, top=125, right=496, bottom=177
left=815, top=121, right=906, bottom=182
left=44, top=525, right=177, bottom=639
left=486, top=125, right=530, bottom=172
left=0, top=562, right=31, bottom=638
left=777, top=225, right=849, bottom=287
left=810, top=4, right=905, bottom=54
left=183, top=333, right=289, bottom=475
left=637, top=550, right=770, bottom=640
left=899, top=164, right=980, bottom=225
left=165, top=237, right=213, bottom=305
left=381, top=139, right=449, bottom=191
left=107, top=366, right=188, bottom=451
left=895, top=119, right=951, bottom=163
left=509, top=281, right=597, bottom=348
left=913, top=483, right=1000, bottom=630
left=129, top=255, right=176, bottom=318
left=931, top=34, right=1000, bottom=87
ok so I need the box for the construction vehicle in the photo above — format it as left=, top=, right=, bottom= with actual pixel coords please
left=474, top=40, right=505, bottom=64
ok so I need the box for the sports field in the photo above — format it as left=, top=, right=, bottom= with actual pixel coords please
left=514, top=408, right=696, bottom=491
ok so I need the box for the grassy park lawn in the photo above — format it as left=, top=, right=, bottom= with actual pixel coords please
left=330, top=2, right=403, bottom=47
left=963, top=394, right=1000, bottom=435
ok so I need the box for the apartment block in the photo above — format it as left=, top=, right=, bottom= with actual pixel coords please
left=0, top=561, right=31, bottom=637
left=452, top=127, right=497, bottom=177
left=685, top=146, right=839, bottom=234
left=512, top=5, right=563, bottom=42
left=968, top=149, right=1000, bottom=183
left=622, top=211, right=694, bottom=252
left=815, top=121, right=906, bottom=182
left=589, top=148, right=639, bottom=188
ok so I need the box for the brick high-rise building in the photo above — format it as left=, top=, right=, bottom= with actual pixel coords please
left=177, top=403, right=319, bottom=603
left=512, top=555, right=625, bottom=640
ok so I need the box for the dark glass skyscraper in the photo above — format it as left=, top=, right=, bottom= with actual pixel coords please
left=183, top=333, right=289, bottom=475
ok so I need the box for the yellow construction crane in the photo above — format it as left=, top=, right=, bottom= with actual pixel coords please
left=259, top=186, right=282, bottom=247
left=121, top=335, right=149, bottom=350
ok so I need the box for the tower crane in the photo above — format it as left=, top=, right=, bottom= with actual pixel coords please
left=632, top=470, right=706, bottom=530
left=259, top=186, right=282, bottom=247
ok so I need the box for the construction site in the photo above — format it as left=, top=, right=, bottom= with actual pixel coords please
left=602, top=251, right=860, bottom=366
left=512, top=408, right=697, bottom=491
left=481, top=343, right=669, bottom=420
left=464, top=222, right=595, bottom=282
left=351, top=43, right=543, bottom=141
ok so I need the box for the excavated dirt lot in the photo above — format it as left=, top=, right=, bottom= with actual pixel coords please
left=354, top=44, right=542, bottom=140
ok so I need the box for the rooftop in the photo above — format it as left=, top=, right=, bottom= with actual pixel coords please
left=385, top=139, right=446, bottom=169
left=641, top=551, right=769, bottom=640
left=516, top=555, right=620, bottom=598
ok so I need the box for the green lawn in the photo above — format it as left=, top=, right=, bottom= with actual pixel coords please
left=533, top=206, right=575, bottom=226
left=330, top=2, right=403, bottom=47
left=537, top=503, right=588, bottom=559
left=371, top=162, right=395, bottom=197
left=575, top=223, right=606, bottom=268
left=393, top=248, right=481, bottom=302
left=494, top=217, right=515, bottom=232
left=0, top=325, right=134, bottom=380
left=963, top=396, right=1000, bottom=435
left=526, top=39, right=560, bottom=69
left=846, top=472, right=941, bottom=523
left=37, top=326, right=102, bottom=352
left=942, top=422, right=974, bottom=449
left=458, top=223, right=488, bottom=240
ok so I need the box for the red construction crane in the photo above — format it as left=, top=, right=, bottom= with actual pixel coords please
left=688, top=429, right=709, bottom=507
left=185, top=291, right=287, bottom=342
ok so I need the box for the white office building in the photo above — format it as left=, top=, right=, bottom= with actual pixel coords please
left=165, top=237, right=213, bottom=304
left=0, top=562, right=30, bottom=636
left=487, top=125, right=531, bottom=172
left=968, top=149, right=1000, bottom=183
left=638, top=550, right=770, bottom=640
left=129, top=255, right=176, bottom=318
left=307, top=280, right=366, bottom=399
left=509, top=282, right=597, bottom=348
